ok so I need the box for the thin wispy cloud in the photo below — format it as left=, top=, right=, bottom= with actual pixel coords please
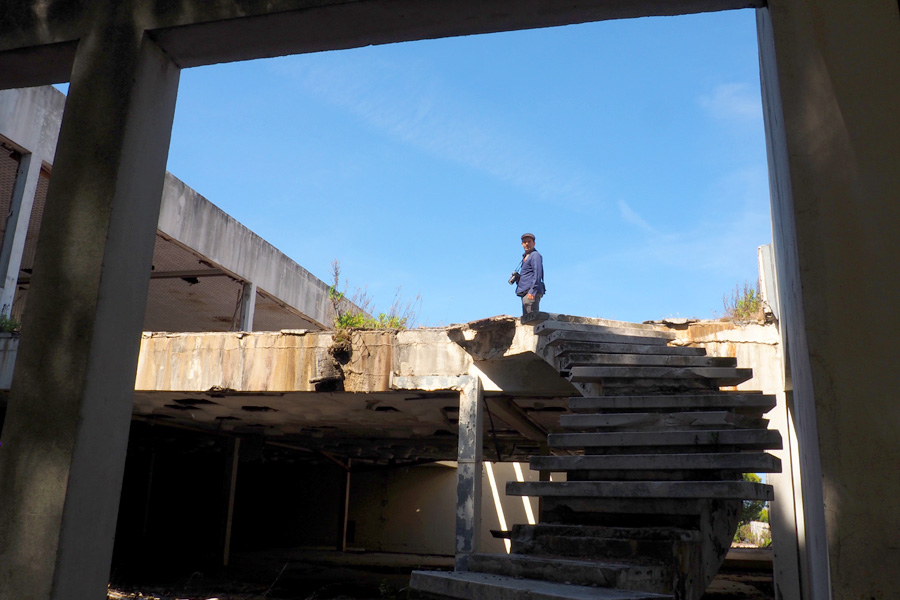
left=617, top=199, right=656, bottom=233
left=578, top=167, right=770, bottom=276
left=699, top=83, right=762, bottom=121
left=270, top=54, right=604, bottom=209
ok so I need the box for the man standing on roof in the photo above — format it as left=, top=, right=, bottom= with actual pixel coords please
left=515, top=232, right=545, bottom=316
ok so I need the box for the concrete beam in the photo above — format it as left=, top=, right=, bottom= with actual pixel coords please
left=151, top=0, right=766, bottom=68
left=1, top=1, right=765, bottom=83
left=157, top=176, right=332, bottom=328
left=0, top=42, right=78, bottom=90
left=484, top=397, right=547, bottom=443
left=0, top=30, right=180, bottom=599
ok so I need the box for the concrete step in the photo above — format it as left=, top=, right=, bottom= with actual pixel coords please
left=547, top=429, right=783, bottom=451
left=511, top=523, right=701, bottom=543
left=534, top=320, right=676, bottom=341
left=510, top=534, right=679, bottom=562
left=568, top=366, right=753, bottom=386
left=408, top=570, right=671, bottom=600
left=530, top=452, right=782, bottom=474
left=524, top=313, right=675, bottom=333
left=468, top=553, right=671, bottom=592
left=544, top=330, right=672, bottom=347
left=507, top=480, right=774, bottom=501
left=558, top=411, right=767, bottom=430
left=553, top=342, right=708, bottom=357
left=561, top=353, right=737, bottom=369
left=568, top=393, right=777, bottom=414
left=509, top=524, right=699, bottom=563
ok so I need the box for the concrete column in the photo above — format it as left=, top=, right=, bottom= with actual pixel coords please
left=222, top=437, right=240, bottom=567
left=755, top=243, right=802, bottom=600
left=0, top=27, right=180, bottom=600
left=338, top=459, right=352, bottom=552
left=0, top=151, right=42, bottom=316
left=239, top=281, right=257, bottom=331
left=758, top=3, right=900, bottom=599
left=455, top=376, right=483, bottom=571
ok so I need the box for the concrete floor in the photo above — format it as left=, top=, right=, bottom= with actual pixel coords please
left=107, top=548, right=774, bottom=600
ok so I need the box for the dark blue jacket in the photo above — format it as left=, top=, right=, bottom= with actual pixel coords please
left=516, top=249, right=545, bottom=297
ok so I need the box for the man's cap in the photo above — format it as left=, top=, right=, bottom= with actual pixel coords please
left=521, top=232, right=535, bottom=241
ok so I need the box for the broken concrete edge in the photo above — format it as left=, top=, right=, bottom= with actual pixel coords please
left=646, top=319, right=778, bottom=343
left=528, top=312, right=673, bottom=334
left=392, top=375, right=475, bottom=392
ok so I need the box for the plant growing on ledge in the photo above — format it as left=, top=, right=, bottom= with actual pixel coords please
left=723, top=281, right=765, bottom=323
left=328, top=260, right=420, bottom=331
left=0, top=312, right=21, bottom=334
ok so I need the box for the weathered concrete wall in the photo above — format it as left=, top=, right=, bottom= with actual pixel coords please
left=135, top=331, right=330, bottom=393
left=349, top=463, right=458, bottom=555
left=347, top=461, right=540, bottom=556
left=759, top=3, right=900, bottom=599
left=668, top=322, right=782, bottom=393
left=133, top=320, right=546, bottom=394
left=0, top=86, right=63, bottom=158
left=134, top=328, right=482, bottom=393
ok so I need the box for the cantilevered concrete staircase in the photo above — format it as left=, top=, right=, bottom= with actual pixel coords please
left=410, top=315, right=781, bottom=600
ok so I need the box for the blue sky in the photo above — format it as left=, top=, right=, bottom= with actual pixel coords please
left=164, top=8, right=771, bottom=327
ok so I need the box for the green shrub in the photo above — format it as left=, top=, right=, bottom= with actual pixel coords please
left=723, top=281, right=764, bottom=322
left=328, top=260, right=419, bottom=332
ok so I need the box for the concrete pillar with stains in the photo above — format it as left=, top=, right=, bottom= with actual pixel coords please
left=239, top=281, right=257, bottom=331
left=455, top=376, right=483, bottom=570
left=0, top=26, right=180, bottom=600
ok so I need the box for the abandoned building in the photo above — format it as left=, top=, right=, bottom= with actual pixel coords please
left=1, top=1, right=898, bottom=599
left=0, top=85, right=788, bottom=600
